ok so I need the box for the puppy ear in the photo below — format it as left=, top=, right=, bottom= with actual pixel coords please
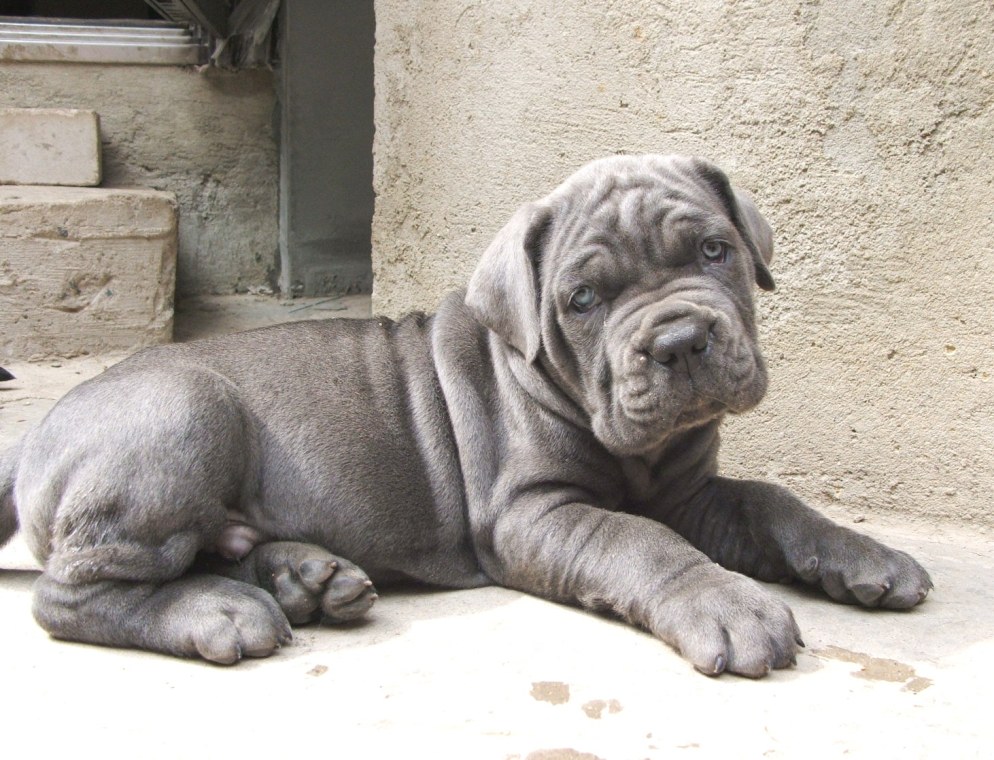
left=690, top=158, right=776, bottom=292
left=731, top=187, right=776, bottom=292
left=466, top=202, right=552, bottom=362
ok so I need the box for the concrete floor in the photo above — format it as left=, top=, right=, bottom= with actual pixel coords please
left=1, top=295, right=992, bottom=759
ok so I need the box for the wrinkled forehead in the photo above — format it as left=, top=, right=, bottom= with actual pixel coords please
left=543, top=155, right=732, bottom=257
left=546, top=155, right=724, bottom=208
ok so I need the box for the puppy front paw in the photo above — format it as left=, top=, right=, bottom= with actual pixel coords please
left=789, top=528, right=932, bottom=609
left=651, top=564, right=803, bottom=678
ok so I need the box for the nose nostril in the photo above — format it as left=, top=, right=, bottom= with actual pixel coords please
left=648, top=319, right=712, bottom=368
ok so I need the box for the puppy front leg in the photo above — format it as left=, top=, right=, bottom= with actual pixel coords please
left=481, top=496, right=801, bottom=677
left=664, top=477, right=933, bottom=609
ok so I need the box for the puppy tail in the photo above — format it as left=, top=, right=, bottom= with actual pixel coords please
left=0, top=444, right=20, bottom=548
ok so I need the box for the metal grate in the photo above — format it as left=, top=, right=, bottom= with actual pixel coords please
left=0, top=16, right=208, bottom=65
left=144, top=0, right=230, bottom=38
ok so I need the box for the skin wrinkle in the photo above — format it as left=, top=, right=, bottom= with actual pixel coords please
left=601, top=280, right=758, bottom=446
left=542, top=185, right=744, bottom=458
left=560, top=510, right=610, bottom=597
left=502, top=347, right=589, bottom=431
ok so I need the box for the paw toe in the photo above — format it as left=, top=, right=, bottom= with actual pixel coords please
left=321, top=576, right=377, bottom=622
left=850, top=582, right=888, bottom=606
left=880, top=576, right=933, bottom=609
left=193, top=626, right=243, bottom=665
left=272, top=568, right=321, bottom=624
left=693, top=653, right=727, bottom=677
left=325, top=574, right=370, bottom=605
left=192, top=595, right=291, bottom=664
left=298, top=559, right=337, bottom=590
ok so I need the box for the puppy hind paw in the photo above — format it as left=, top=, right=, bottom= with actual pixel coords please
left=249, top=542, right=377, bottom=625
left=193, top=597, right=293, bottom=664
left=33, top=573, right=292, bottom=665
left=271, top=562, right=331, bottom=624
left=319, top=560, right=378, bottom=623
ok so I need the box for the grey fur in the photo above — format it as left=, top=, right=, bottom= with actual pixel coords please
left=0, top=155, right=931, bottom=676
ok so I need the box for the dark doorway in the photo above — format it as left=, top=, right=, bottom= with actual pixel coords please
left=277, top=0, right=374, bottom=297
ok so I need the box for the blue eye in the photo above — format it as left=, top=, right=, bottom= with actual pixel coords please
left=702, top=240, right=729, bottom=263
left=569, top=286, right=599, bottom=313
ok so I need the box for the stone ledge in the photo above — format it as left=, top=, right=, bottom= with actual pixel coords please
left=0, top=186, right=177, bottom=361
left=0, top=108, right=102, bottom=187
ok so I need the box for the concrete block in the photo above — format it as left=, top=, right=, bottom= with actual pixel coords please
left=0, top=109, right=102, bottom=186
left=0, top=186, right=176, bottom=360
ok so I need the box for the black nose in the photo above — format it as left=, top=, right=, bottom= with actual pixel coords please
left=649, top=319, right=712, bottom=370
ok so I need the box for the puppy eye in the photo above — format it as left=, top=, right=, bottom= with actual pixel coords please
left=701, top=240, right=729, bottom=264
left=569, top=286, right=599, bottom=313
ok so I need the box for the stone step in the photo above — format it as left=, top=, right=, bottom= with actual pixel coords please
left=0, top=108, right=102, bottom=187
left=0, top=185, right=177, bottom=361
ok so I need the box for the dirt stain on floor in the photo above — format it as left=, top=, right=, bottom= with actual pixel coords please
left=581, top=698, right=623, bottom=719
left=815, top=645, right=933, bottom=693
left=523, top=750, right=605, bottom=760
left=530, top=681, right=571, bottom=705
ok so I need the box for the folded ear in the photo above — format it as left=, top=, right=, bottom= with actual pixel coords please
left=731, top=187, right=776, bottom=292
left=689, top=158, right=775, bottom=292
left=465, top=202, right=552, bottom=362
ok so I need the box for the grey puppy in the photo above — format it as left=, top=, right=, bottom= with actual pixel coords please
left=0, top=155, right=931, bottom=677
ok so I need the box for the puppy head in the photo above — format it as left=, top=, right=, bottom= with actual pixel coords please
left=467, top=154, right=775, bottom=457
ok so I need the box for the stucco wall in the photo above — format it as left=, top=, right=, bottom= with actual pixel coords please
left=372, top=0, right=994, bottom=528
left=0, top=63, right=278, bottom=296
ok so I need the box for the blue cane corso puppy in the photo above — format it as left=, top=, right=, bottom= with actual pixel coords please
left=0, top=155, right=931, bottom=676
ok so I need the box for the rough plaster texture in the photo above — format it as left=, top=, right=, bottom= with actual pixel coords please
left=0, top=63, right=277, bottom=297
left=0, top=108, right=101, bottom=186
left=0, top=186, right=176, bottom=361
left=372, top=0, right=994, bottom=527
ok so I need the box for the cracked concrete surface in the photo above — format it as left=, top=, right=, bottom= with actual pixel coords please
left=1, top=295, right=991, bottom=758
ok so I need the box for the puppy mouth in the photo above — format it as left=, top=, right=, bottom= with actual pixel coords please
left=616, top=358, right=684, bottom=422
left=616, top=360, right=723, bottom=426
left=594, top=328, right=765, bottom=454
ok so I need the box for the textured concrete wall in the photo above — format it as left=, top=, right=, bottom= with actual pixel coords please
left=0, top=63, right=278, bottom=296
left=372, top=0, right=994, bottom=528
